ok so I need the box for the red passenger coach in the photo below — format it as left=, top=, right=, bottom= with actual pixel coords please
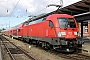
left=18, top=24, right=24, bottom=38
left=2, top=29, right=9, bottom=36
left=10, top=23, right=24, bottom=38
left=22, top=14, right=82, bottom=52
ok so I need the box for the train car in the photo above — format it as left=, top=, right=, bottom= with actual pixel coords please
left=22, top=14, right=82, bottom=52
left=10, top=23, right=24, bottom=39
left=1, top=29, right=9, bottom=36
left=1, top=28, right=12, bottom=36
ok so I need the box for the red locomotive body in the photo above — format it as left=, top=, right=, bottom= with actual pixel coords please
left=22, top=14, right=82, bottom=52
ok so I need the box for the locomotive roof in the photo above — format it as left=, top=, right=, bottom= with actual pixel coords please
left=24, top=13, right=47, bottom=23
left=29, top=13, right=46, bottom=21
left=23, top=12, right=55, bottom=24
left=47, top=14, right=74, bottom=18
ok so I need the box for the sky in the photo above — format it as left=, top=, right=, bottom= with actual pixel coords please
left=0, top=0, right=81, bottom=29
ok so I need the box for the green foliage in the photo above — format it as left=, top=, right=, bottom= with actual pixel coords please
left=0, top=28, right=6, bottom=33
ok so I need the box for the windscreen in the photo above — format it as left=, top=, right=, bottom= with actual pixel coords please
left=58, top=18, right=76, bottom=28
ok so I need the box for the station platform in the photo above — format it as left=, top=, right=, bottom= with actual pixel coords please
left=82, top=37, right=90, bottom=54
left=0, top=46, right=2, bottom=60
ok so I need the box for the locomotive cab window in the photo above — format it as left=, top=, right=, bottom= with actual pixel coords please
left=58, top=18, right=76, bottom=28
left=68, top=18, right=76, bottom=28
left=49, top=20, right=54, bottom=28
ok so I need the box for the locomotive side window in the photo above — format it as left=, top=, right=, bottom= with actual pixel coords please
left=49, top=20, right=54, bottom=28
left=29, top=18, right=43, bottom=25
left=18, top=29, right=20, bottom=32
left=42, top=17, right=46, bottom=21
left=58, top=18, right=76, bottom=28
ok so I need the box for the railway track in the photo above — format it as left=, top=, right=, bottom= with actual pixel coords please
left=1, top=35, right=90, bottom=60
left=50, top=48, right=90, bottom=60
left=0, top=35, right=36, bottom=60
left=32, top=43, right=90, bottom=60
left=39, top=44, right=90, bottom=60
left=57, top=53, right=90, bottom=60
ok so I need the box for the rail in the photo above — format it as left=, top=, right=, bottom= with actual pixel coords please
left=0, top=35, right=36, bottom=60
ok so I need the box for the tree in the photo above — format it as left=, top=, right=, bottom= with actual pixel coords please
left=0, top=28, right=6, bottom=33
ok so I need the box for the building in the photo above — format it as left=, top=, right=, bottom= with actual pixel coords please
left=79, top=21, right=90, bottom=37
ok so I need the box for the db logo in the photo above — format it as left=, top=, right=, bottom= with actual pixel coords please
left=68, top=32, right=72, bottom=35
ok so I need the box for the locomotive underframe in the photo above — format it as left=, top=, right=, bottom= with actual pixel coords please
left=21, top=36, right=82, bottom=52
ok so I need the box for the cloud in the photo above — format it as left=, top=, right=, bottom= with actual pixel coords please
left=0, top=0, right=81, bottom=17
left=63, top=0, right=81, bottom=7
left=0, top=0, right=61, bottom=17
left=0, top=0, right=16, bottom=16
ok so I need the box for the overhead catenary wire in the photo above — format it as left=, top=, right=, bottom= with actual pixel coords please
left=6, top=0, right=21, bottom=29
left=7, top=0, right=21, bottom=21
left=6, top=0, right=60, bottom=28
left=9, top=0, right=21, bottom=16
left=26, top=0, right=49, bottom=13
left=26, top=0, right=60, bottom=17
left=23, top=0, right=61, bottom=23
left=7, top=0, right=59, bottom=18
left=6, top=0, right=19, bottom=13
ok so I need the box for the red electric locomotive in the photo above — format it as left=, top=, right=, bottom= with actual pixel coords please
left=22, top=14, right=82, bottom=52
left=2, top=14, right=82, bottom=52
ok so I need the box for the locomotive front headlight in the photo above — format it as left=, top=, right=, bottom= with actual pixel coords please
left=57, top=32, right=62, bottom=37
left=61, top=32, right=66, bottom=35
left=57, top=32, right=66, bottom=37
left=78, top=32, right=81, bottom=36
left=74, top=32, right=77, bottom=35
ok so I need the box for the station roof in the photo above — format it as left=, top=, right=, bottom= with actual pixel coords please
left=57, top=0, right=90, bottom=15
